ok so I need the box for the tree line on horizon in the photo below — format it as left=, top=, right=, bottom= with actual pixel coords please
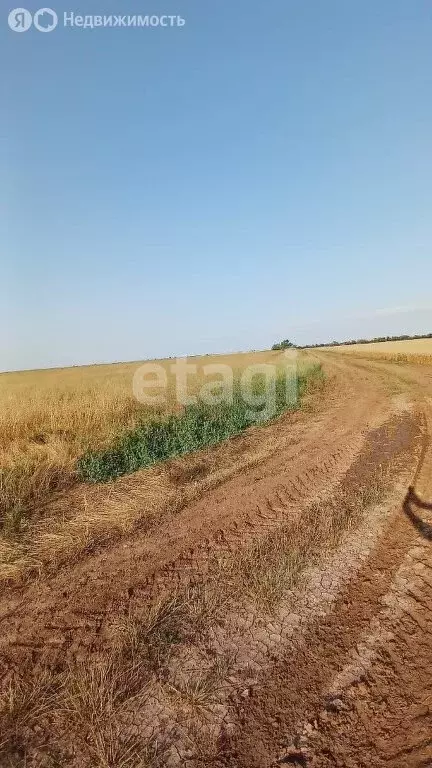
left=271, top=332, right=432, bottom=351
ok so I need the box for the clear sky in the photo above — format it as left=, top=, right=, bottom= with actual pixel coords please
left=3, top=0, right=432, bottom=371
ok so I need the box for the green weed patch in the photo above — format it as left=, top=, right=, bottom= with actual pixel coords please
left=77, top=365, right=323, bottom=483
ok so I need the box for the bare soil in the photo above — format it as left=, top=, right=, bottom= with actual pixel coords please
left=0, top=354, right=431, bottom=767
left=216, top=357, right=432, bottom=768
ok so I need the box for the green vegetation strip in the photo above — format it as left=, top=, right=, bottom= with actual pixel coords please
left=77, top=365, right=323, bottom=483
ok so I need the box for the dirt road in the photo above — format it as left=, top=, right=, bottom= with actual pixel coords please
left=218, top=356, right=432, bottom=768
left=0, top=354, right=431, bottom=767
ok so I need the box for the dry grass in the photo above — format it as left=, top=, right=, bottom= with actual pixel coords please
left=0, top=351, right=323, bottom=583
left=321, top=338, right=432, bottom=366
left=0, top=594, right=191, bottom=767
left=167, top=654, right=231, bottom=713
left=0, top=433, right=272, bottom=583
left=0, top=587, right=224, bottom=766
left=0, top=350, right=281, bottom=530
left=0, top=665, right=162, bottom=768
left=0, top=670, right=61, bottom=762
left=236, top=475, right=389, bottom=613
left=61, top=658, right=152, bottom=768
left=56, top=593, right=201, bottom=767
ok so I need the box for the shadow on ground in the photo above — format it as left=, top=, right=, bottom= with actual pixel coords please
left=403, top=486, right=432, bottom=541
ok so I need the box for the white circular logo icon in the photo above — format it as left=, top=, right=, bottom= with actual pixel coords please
left=8, top=7, right=32, bottom=32
left=33, top=7, right=57, bottom=32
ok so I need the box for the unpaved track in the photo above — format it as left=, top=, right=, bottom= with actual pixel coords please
left=218, top=356, right=432, bottom=768
left=307, top=385, right=432, bottom=768
left=0, top=354, right=431, bottom=767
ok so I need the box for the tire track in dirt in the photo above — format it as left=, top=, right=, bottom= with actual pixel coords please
left=217, top=365, right=432, bottom=768
left=87, top=411, right=423, bottom=768
left=142, top=446, right=348, bottom=591
left=300, top=394, right=432, bottom=768
left=0, top=439, right=363, bottom=671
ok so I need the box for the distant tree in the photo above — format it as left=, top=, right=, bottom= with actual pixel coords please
left=272, top=339, right=295, bottom=350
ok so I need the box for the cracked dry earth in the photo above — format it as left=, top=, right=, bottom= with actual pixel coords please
left=0, top=354, right=431, bottom=767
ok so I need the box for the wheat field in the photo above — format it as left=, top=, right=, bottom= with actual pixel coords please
left=321, top=338, right=432, bottom=365
left=0, top=350, right=291, bottom=535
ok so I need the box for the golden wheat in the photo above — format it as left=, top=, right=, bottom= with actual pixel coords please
left=0, top=351, right=284, bottom=521
left=0, top=350, right=308, bottom=548
left=321, top=338, right=432, bottom=365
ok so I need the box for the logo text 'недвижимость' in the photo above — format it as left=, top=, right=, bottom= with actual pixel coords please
left=8, top=8, right=186, bottom=32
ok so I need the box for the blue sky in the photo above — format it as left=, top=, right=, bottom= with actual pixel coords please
left=3, top=0, right=432, bottom=371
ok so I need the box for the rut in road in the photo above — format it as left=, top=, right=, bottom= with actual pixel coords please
left=300, top=395, right=432, bottom=768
